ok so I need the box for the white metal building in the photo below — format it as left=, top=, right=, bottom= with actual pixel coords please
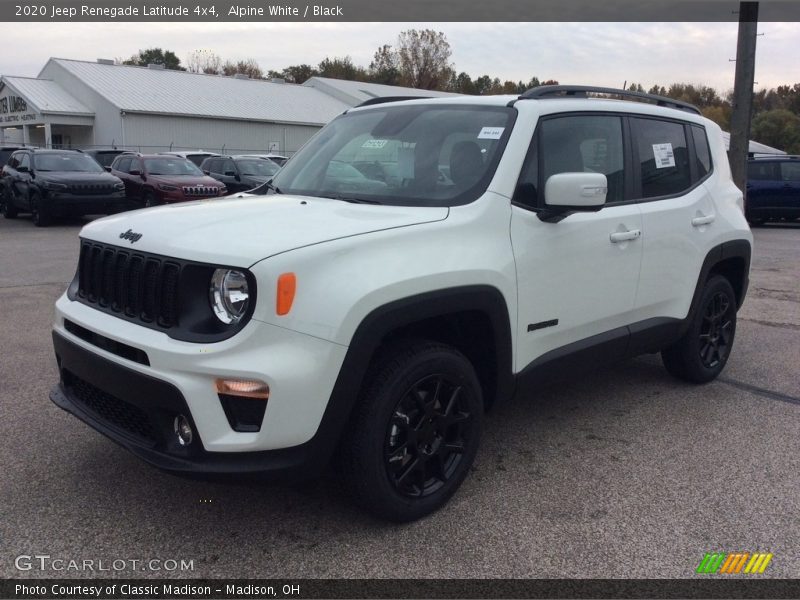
left=0, top=59, right=456, bottom=155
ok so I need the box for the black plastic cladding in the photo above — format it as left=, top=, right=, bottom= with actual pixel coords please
left=70, top=240, right=257, bottom=343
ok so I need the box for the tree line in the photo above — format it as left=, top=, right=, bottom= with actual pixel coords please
left=120, top=31, right=800, bottom=154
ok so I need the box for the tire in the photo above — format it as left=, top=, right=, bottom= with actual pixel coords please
left=30, top=191, right=52, bottom=227
left=1, top=187, right=18, bottom=219
left=662, top=275, right=737, bottom=384
left=337, top=340, right=483, bottom=522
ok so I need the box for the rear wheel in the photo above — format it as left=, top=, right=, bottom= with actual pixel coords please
left=338, top=340, right=483, bottom=522
left=30, top=191, right=52, bottom=227
left=1, top=187, right=18, bottom=218
left=662, top=275, right=737, bottom=383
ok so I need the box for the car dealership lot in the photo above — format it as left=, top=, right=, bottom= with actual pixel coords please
left=0, top=215, right=798, bottom=579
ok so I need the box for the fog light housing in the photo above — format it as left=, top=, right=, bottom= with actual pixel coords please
left=174, top=414, right=193, bottom=446
left=215, top=378, right=269, bottom=432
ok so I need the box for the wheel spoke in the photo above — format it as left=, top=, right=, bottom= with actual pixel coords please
left=396, top=457, right=421, bottom=484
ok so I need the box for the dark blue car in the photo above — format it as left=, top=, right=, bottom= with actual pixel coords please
left=746, top=156, right=800, bottom=225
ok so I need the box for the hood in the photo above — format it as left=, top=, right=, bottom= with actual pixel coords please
left=80, top=194, right=449, bottom=266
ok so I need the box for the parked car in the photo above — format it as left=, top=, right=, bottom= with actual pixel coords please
left=0, top=145, right=27, bottom=166
left=110, top=153, right=226, bottom=206
left=201, top=155, right=281, bottom=194
left=746, top=155, right=800, bottom=225
left=49, top=86, right=751, bottom=521
left=158, top=150, right=220, bottom=168
left=83, top=149, right=132, bottom=170
left=0, top=148, right=128, bottom=226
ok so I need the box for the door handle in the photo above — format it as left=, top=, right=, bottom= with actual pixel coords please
left=609, top=229, right=641, bottom=243
left=692, top=215, right=715, bottom=227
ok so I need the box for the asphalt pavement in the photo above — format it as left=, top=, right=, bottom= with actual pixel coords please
left=0, top=213, right=798, bottom=579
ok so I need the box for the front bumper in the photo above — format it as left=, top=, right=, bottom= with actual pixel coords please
left=45, top=192, right=135, bottom=215
left=51, top=331, right=329, bottom=480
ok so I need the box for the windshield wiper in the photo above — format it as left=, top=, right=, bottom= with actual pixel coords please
left=264, top=181, right=283, bottom=194
left=318, top=194, right=381, bottom=205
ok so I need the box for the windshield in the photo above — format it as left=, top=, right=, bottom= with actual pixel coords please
left=236, top=159, right=280, bottom=177
left=34, top=153, right=105, bottom=173
left=144, top=158, right=204, bottom=176
left=270, top=104, right=516, bottom=206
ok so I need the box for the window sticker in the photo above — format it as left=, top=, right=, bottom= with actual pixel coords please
left=652, top=143, right=675, bottom=168
left=362, top=139, right=388, bottom=149
left=478, top=127, right=505, bottom=140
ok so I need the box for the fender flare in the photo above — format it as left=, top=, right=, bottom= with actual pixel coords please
left=304, top=285, right=514, bottom=467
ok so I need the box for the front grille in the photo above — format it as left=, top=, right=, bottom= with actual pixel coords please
left=64, top=370, right=156, bottom=444
left=182, top=186, right=219, bottom=197
left=77, top=241, right=181, bottom=328
left=68, top=183, right=114, bottom=195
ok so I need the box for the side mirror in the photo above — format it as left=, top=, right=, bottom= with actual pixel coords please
left=224, top=171, right=237, bottom=178
left=129, top=169, right=141, bottom=176
left=104, top=166, right=112, bottom=172
left=544, top=172, right=607, bottom=208
left=17, top=165, right=29, bottom=173
left=539, top=172, right=607, bottom=222
left=203, top=170, right=211, bottom=175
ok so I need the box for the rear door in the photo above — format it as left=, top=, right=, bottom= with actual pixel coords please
left=779, top=161, right=800, bottom=217
left=746, top=160, right=782, bottom=216
left=633, top=117, right=715, bottom=324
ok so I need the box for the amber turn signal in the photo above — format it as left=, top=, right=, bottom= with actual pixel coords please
left=215, top=378, right=270, bottom=400
left=276, top=272, right=296, bottom=315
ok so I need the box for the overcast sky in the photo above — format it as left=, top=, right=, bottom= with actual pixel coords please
left=1, top=22, right=797, bottom=92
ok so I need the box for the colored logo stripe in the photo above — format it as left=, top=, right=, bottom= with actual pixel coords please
left=697, top=552, right=773, bottom=574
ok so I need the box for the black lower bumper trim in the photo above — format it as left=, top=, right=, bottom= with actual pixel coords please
left=51, top=331, right=321, bottom=481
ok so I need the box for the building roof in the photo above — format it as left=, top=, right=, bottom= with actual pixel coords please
left=303, top=76, right=460, bottom=106
left=42, top=58, right=351, bottom=126
left=0, top=76, right=92, bottom=115
left=720, top=130, right=786, bottom=155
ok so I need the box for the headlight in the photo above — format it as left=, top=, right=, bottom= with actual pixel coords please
left=41, top=181, right=68, bottom=191
left=209, top=269, right=250, bottom=324
left=158, top=183, right=179, bottom=191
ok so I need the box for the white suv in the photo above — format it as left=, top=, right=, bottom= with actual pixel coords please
left=50, top=86, right=752, bottom=521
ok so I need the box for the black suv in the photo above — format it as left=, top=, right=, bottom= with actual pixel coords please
left=201, top=155, right=281, bottom=194
left=0, top=149, right=129, bottom=226
left=746, top=155, right=800, bottom=225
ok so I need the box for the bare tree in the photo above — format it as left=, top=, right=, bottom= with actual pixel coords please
left=395, top=29, right=454, bottom=90
left=186, top=49, right=223, bottom=75
left=222, top=59, right=264, bottom=79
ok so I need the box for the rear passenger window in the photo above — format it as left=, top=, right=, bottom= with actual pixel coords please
left=747, top=161, right=780, bottom=181
left=691, top=125, right=712, bottom=179
left=633, top=118, right=691, bottom=198
left=781, top=162, right=800, bottom=182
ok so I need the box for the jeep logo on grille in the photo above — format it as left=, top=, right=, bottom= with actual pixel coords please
left=119, top=229, right=143, bottom=244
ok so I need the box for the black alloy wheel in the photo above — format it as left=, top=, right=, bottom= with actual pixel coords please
left=662, top=275, right=737, bottom=384
left=698, top=291, right=734, bottom=369
left=1, top=187, right=18, bottom=218
left=385, top=373, right=472, bottom=498
left=30, top=191, right=51, bottom=227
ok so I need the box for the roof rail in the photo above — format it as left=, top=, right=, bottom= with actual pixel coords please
left=356, top=96, right=429, bottom=108
left=518, top=85, right=702, bottom=115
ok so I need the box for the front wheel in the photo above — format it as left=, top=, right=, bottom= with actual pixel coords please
left=338, top=340, right=483, bottom=522
left=1, top=187, right=18, bottom=218
left=662, top=275, right=737, bottom=383
left=30, top=192, right=52, bottom=227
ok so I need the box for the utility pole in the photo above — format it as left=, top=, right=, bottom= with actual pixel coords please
left=729, top=2, right=759, bottom=196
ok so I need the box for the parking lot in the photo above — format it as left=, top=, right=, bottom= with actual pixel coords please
left=0, top=214, right=798, bottom=579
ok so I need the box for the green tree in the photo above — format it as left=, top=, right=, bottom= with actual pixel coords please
left=750, top=109, right=800, bottom=154
left=123, top=48, right=184, bottom=70
left=222, top=59, right=264, bottom=79
left=369, top=45, right=402, bottom=86
left=318, top=56, right=367, bottom=81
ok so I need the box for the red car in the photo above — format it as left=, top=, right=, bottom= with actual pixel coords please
left=110, top=153, right=226, bottom=206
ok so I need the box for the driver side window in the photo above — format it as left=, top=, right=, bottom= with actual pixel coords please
left=514, top=114, right=625, bottom=208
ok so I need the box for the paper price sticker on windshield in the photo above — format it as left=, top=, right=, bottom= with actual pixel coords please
left=653, top=143, right=675, bottom=168
left=362, top=139, right=388, bottom=149
left=478, top=127, right=505, bottom=140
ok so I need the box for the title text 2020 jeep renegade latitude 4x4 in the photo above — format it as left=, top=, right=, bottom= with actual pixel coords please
left=50, top=86, right=751, bottom=521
